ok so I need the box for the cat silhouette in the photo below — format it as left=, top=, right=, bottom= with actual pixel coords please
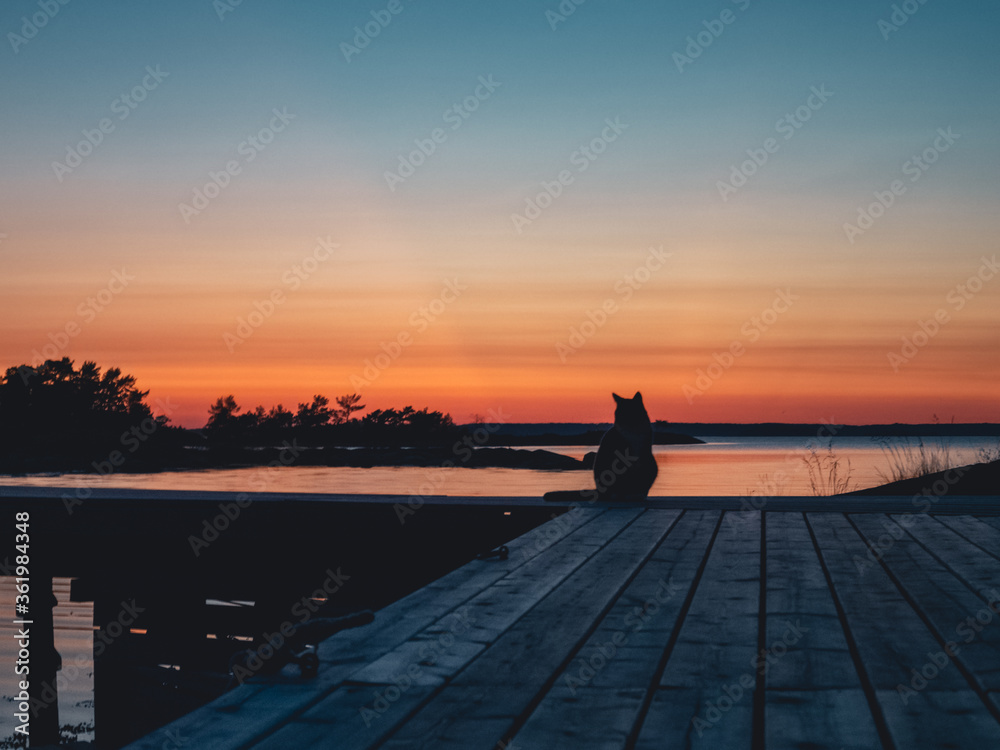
left=544, top=391, right=658, bottom=503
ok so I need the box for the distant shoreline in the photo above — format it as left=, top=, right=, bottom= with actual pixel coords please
left=0, top=446, right=592, bottom=475
left=485, top=422, right=1000, bottom=438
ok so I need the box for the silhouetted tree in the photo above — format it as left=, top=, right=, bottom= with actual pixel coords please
left=1, top=358, right=157, bottom=424
left=357, top=406, right=457, bottom=446
left=207, top=395, right=241, bottom=431
left=241, top=405, right=265, bottom=430
left=0, top=358, right=167, bottom=470
left=334, top=393, right=365, bottom=424
left=261, top=404, right=294, bottom=431
left=295, top=395, right=333, bottom=429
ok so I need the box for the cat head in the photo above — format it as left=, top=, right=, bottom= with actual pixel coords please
left=611, top=391, right=651, bottom=428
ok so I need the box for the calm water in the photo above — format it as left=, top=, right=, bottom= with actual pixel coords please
left=0, top=578, right=94, bottom=745
left=1, top=435, right=996, bottom=744
left=1, top=435, right=996, bottom=497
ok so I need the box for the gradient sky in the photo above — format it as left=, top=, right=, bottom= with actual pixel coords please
left=2, top=0, right=998, bottom=427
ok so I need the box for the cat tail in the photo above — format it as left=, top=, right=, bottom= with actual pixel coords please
left=543, top=489, right=649, bottom=503
left=543, top=490, right=595, bottom=503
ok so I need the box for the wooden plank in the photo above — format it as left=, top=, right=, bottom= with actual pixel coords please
left=346, top=508, right=647, bottom=687
left=121, top=683, right=268, bottom=750
left=252, top=684, right=439, bottom=750
left=504, top=687, right=647, bottom=750
left=129, top=683, right=336, bottom=750
left=374, top=509, right=683, bottom=750
left=637, top=687, right=752, bottom=750
left=125, top=507, right=610, bottom=750
left=129, top=506, right=1000, bottom=750
left=935, top=515, right=1000, bottom=560
left=764, top=513, right=880, bottom=749
left=808, top=513, right=1000, bottom=748
left=977, top=516, right=1000, bottom=533
left=765, top=690, right=882, bottom=750
left=852, top=514, right=1000, bottom=692
left=891, top=513, right=1000, bottom=601
left=633, top=510, right=761, bottom=749
left=808, top=514, right=967, bottom=690
left=510, top=510, right=721, bottom=749
left=765, top=512, right=861, bottom=689
left=251, top=508, right=650, bottom=750
left=654, top=511, right=760, bottom=689
left=878, top=689, right=1000, bottom=746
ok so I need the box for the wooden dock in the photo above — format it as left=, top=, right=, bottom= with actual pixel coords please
left=122, top=498, right=1000, bottom=750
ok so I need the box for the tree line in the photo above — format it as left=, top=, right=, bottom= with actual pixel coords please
left=0, top=359, right=465, bottom=471
left=0, top=358, right=169, bottom=471
left=204, top=393, right=460, bottom=446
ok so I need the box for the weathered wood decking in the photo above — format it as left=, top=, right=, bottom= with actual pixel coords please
left=126, top=499, right=1000, bottom=749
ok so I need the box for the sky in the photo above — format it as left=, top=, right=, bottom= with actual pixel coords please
left=1, top=0, right=998, bottom=428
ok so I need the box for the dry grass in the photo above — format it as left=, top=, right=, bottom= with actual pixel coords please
left=874, top=436, right=956, bottom=484
left=803, top=443, right=856, bottom=496
left=744, top=472, right=786, bottom=498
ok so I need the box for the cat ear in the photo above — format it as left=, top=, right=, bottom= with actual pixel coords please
left=612, top=393, right=624, bottom=404
left=633, top=391, right=643, bottom=402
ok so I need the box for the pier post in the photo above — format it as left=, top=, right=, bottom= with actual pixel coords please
left=28, top=572, right=61, bottom=747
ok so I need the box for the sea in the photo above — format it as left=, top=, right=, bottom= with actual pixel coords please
left=0, top=435, right=996, bottom=498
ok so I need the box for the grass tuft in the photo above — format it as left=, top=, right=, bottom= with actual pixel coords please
left=874, top=436, right=955, bottom=484
left=803, top=442, right=856, bottom=496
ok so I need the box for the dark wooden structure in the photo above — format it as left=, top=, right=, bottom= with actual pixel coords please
left=99, top=494, right=1000, bottom=750
left=0, top=488, right=558, bottom=748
